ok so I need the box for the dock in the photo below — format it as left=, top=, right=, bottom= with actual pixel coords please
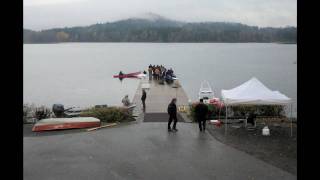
left=132, top=77, right=192, bottom=122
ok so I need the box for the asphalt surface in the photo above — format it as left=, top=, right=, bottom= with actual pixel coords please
left=144, top=113, right=185, bottom=122
left=24, top=122, right=296, bottom=180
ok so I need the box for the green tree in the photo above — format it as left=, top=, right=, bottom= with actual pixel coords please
left=56, top=31, right=69, bottom=42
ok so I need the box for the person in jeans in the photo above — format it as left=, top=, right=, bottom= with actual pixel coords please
left=195, top=99, right=209, bottom=132
left=141, top=89, right=147, bottom=111
left=154, top=68, right=160, bottom=80
left=167, top=98, right=178, bottom=132
left=148, top=67, right=153, bottom=80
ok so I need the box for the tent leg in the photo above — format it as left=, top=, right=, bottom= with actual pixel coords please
left=255, top=105, right=257, bottom=128
left=218, top=107, right=221, bottom=121
left=225, top=105, right=228, bottom=135
left=290, top=103, right=293, bottom=137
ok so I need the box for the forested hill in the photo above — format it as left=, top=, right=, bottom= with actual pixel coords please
left=24, top=16, right=296, bottom=43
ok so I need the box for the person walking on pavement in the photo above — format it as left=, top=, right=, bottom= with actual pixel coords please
left=141, top=89, right=147, bottom=111
left=195, top=99, right=209, bottom=132
left=167, top=98, right=178, bottom=132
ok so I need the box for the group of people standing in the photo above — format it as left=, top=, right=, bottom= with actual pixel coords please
left=123, top=95, right=209, bottom=132
left=167, top=98, right=209, bottom=132
left=122, top=64, right=209, bottom=132
left=148, top=64, right=174, bottom=81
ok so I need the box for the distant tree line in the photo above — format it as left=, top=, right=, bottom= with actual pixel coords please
left=24, top=19, right=296, bottom=43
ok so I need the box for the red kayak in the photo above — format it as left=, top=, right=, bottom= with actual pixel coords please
left=113, top=71, right=141, bottom=78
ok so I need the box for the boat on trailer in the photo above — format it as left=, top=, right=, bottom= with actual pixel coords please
left=64, top=107, right=84, bottom=117
left=32, top=117, right=101, bottom=132
left=199, top=80, right=214, bottom=100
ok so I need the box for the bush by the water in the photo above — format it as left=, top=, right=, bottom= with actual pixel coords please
left=23, top=104, right=35, bottom=123
left=80, top=107, right=134, bottom=123
left=23, top=104, right=52, bottom=123
left=189, top=103, right=285, bottom=122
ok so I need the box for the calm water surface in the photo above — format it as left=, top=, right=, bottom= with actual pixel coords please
left=23, top=43, right=297, bottom=116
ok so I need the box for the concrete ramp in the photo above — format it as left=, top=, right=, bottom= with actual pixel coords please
left=144, top=113, right=185, bottom=122
left=132, top=79, right=189, bottom=114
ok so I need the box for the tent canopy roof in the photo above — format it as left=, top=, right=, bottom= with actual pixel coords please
left=221, top=77, right=291, bottom=105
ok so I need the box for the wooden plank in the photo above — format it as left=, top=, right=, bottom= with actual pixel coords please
left=87, top=123, right=117, bottom=131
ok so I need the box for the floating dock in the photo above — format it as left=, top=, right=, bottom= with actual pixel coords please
left=132, top=77, right=191, bottom=122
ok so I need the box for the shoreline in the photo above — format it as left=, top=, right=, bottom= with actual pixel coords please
left=23, top=42, right=297, bottom=44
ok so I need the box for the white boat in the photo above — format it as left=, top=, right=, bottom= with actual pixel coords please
left=64, top=107, right=84, bottom=117
left=199, top=80, right=214, bottom=100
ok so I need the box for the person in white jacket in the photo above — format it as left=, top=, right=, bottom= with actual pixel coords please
left=122, top=95, right=131, bottom=106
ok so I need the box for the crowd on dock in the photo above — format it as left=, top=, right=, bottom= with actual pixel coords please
left=148, top=64, right=175, bottom=82
left=120, top=64, right=177, bottom=112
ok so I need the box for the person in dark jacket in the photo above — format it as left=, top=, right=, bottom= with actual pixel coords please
left=148, top=67, right=153, bottom=80
left=247, top=112, right=257, bottom=126
left=141, top=89, right=147, bottom=111
left=195, top=99, right=209, bottom=132
left=167, top=68, right=173, bottom=76
left=167, top=98, right=178, bottom=132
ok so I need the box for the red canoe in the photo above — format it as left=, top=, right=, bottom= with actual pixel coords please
left=32, top=117, right=101, bottom=132
left=113, top=71, right=141, bottom=78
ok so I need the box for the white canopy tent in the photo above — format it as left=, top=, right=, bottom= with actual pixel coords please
left=221, top=77, right=293, bottom=136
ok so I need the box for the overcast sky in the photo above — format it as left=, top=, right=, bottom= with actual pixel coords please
left=24, top=0, right=297, bottom=31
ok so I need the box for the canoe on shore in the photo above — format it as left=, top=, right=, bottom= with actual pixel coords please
left=32, top=117, right=101, bottom=132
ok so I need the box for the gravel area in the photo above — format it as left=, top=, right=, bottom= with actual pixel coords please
left=206, top=121, right=297, bottom=175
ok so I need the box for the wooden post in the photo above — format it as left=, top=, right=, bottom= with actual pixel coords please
left=290, top=103, right=293, bottom=137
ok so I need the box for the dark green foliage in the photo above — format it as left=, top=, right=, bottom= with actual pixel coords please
left=189, top=104, right=285, bottom=122
left=230, top=105, right=285, bottom=117
left=23, top=19, right=296, bottom=43
left=23, top=103, right=35, bottom=123
left=23, top=104, right=52, bottom=123
left=35, top=107, right=52, bottom=120
left=80, top=107, right=134, bottom=123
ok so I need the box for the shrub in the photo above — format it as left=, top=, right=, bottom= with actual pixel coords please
left=80, top=107, right=134, bottom=123
left=189, top=102, right=225, bottom=122
left=23, top=104, right=52, bottom=123
left=35, top=106, right=52, bottom=120
left=230, top=105, right=285, bottom=117
left=23, top=104, right=35, bottom=123
left=189, top=103, right=285, bottom=122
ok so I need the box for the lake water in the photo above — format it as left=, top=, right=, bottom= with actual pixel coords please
left=23, top=43, right=297, bottom=116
